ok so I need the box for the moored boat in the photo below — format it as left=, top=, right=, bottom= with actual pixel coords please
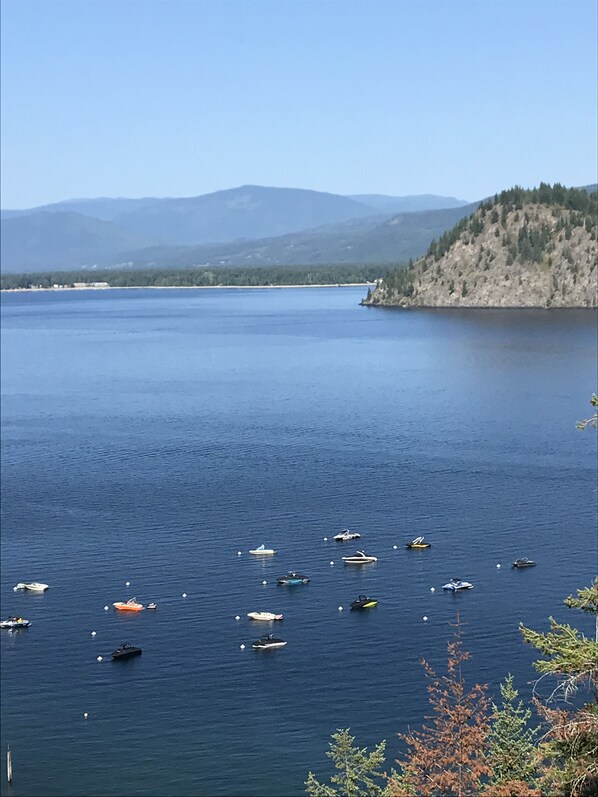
left=252, top=634, right=287, bottom=650
left=249, top=544, right=277, bottom=556
left=146, top=602, right=157, bottom=610
left=333, top=529, right=361, bottom=542
left=512, top=558, right=537, bottom=568
left=277, top=572, right=310, bottom=585
left=350, top=595, right=378, bottom=610
left=113, top=598, right=144, bottom=612
left=442, top=579, right=474, bottom=591
left=247, top=611, right=283, bottom=621
left=14, top=582, right=49, bottom=592
left=406, top=536, right=431, bottom=549
left=342, top=550, right=378, bottom=564
left=111, top=642, right=142, bottom=659
left=0, top=617, right=31, bottom=629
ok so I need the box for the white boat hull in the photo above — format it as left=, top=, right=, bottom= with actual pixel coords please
left=14, top=582, right=49, bottom=592
left=247, top=612, right=283, bottom=621
left=249, top=550, right=277, bottom=556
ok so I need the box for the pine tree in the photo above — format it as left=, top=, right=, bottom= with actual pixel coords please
left=520, top=580, right=598, bottom=796
left=487, top=675, right=538, bottom=786
left=389, top=629, right=491, bottom=796
left=305, top=728, right=387, bottom=797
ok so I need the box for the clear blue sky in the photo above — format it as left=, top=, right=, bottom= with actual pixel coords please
left=1, top=0, right=596, bottom=207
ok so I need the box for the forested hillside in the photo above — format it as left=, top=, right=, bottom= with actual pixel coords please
left=363, top=185, right=597, bottom=308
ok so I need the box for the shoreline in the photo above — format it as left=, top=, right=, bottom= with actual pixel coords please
left=1, top=282, right=375, bottom=293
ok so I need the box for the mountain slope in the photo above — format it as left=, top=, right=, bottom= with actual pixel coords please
left=0, top=212, right=157, bottom=270
left=348, top=193, right=469, bottom=213
left=103, top=203, right=480, bottom=270
left=109, top=185, right=376, bottom=245
left=364, top=184, right=597, bottom=308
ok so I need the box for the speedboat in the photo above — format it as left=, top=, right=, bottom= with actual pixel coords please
left=112, top=642, right=142, bottom=660
left=14, top=582, right=49, bottom=592
left=350, top=595, right=378, bottom=610
left=406, top=536, right=431, bottom=549
left=0, top=617, right=31, bottom=629
left=247, top=611, right=283, bottom=621
left=512, top=558, right=537, bottom=568
left=277, top=572, right=310, bottom=585
left=333, top=529, right=361, bottom=542
left=342, top=551, right=378, bottom=564
left=113, top=598, right=144, bottom=612
left=252, top=634, right=287, bottom=650
left=249, top=545, right=277, bottom=556
left=442, top=579, right=474, bottom=591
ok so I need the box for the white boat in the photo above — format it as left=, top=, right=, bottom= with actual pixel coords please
left=252, top=634, right=287, bottom=650
left=341, top=550, right=378, bottom=564
left=247, top=611, right=283, bottom=621
left=333, top=529, right=361, bottom=541
left=14, top=582, right=49, bottom=592
left=249, top=544, right=277, bottom=556
left=442, top=579, right=474, bottom=591
left=1, top=617, right=31, bottom=629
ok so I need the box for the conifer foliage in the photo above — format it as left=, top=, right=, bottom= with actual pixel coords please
left=389, top=630, right=491, bottom=797
left=305, top=728, right=387, bottom=797
left=487, top=675, right=538, bottom=787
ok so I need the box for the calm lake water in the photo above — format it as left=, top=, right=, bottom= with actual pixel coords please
left=1, top=287, right=596, bottom=797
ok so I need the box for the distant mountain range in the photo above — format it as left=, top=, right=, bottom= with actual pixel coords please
left=0, top=186, right=471, bottom=272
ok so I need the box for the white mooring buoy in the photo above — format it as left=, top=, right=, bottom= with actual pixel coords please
left=323, top=537, right=328, bottom=541
left=338, top=605, right=343, bottom=611
left=97, top=656, right=103, bottom=662
left=104, top=605, right=109, bottom=611
left=125, top=581, right=130, bottom=586
left=240, top=644, right=245, bottom=650
left=393, top=545, right=398, bottom=550
left=496, top=563, right=501, bottom=569
left=262, top=580, right=267, bottom=585
left=430, top=587, right=435, bottom=592
left=182, top=593, right=187, bottom=598
left=423, top=616, right=429, bottom=622
left=91, top=631, right=96, bottom=637
left=329, top=561, right=334, bottom=566
left=237, top=551, right=242, bottom=556
left=83, top=712, right=89, bottom=719
left=235, top=615, right=240, bottom=621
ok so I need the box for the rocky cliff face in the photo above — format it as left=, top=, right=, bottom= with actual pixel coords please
left=364, top=189, right=597, bottom=308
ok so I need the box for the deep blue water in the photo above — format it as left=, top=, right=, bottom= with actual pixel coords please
left=1, top=287, right=596, bottom=797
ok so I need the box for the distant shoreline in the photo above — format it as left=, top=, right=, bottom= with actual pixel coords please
left=1, top=282, right=375, bottom=293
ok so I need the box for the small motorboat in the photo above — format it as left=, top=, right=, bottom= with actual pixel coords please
left=249, top=544, right=277, bottom=556
left=146, top=602, right=157, bottom=610
left=252, top=634, right=287, bottom=650
left=512, top=558, right=537, bottom=568
left=406, top=536, right=431, bottom=549
left=277, top=572, right=310, bottom=585
left=247, top=611, right=283, bottom=621
left=350, top=595, right=378, bottom=610
left=442, top=579, right=474, bottom=591
left=14, top=582, right=49, bottom=592
left=0, top=617, right=31, bottom=629
left=111, top=642, right=142, bottom=660
left=342, top=551, right=378, bottom=564
left=113, top=598, right=144, bottom=612
left=333, top=529, right=361, bottom=542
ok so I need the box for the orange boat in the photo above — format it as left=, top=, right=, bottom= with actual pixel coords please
left=113, top=598, right=144, bottom=612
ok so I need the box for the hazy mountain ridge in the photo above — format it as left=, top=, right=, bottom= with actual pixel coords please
left=364, top=185, right=597, bottom=308
left=0, top=186, right=472, bottom=272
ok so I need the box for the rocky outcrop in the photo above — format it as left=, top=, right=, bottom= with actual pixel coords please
left=364, top=186, right=597, bottom=308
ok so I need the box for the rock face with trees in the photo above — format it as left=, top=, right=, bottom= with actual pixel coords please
left=363, top=184, right=597, bottom=308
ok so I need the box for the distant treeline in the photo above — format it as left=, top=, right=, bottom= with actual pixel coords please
left=0, top=263, right=392, bottom=291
